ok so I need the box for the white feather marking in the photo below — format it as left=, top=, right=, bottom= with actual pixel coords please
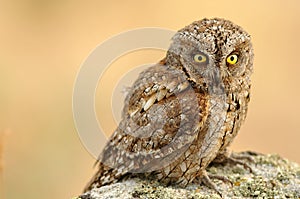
left=129, top=109, right=139, bottom=117
left=166, top=81, right=177, bottom=92
left=156, top=89, right=167, bottom=101
left=177, top=81, right=189, bottom=91
left=143, top=94, right=156, bottom=111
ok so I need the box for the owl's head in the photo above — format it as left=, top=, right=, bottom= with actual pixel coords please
left=166, top=18, right=254, bottom=94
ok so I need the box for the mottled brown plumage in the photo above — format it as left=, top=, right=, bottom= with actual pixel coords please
left=84, top=18, right=254, bottom=195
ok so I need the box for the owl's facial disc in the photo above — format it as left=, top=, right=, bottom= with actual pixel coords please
left=166, top=18, right=253, bottom=93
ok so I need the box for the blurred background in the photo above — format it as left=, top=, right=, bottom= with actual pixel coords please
left=1, top=0, right=299, bottom=198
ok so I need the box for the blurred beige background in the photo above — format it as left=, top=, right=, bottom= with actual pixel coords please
left=1, top=0, right=299, bottom=198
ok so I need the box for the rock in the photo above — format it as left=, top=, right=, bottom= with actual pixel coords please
left=76, top=152, right=300, bottom=199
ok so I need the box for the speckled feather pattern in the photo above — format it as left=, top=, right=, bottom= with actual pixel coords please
left=84, top=18, right=254, bottom=193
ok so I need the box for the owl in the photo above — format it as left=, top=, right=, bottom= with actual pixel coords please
left=83, top=18, right=254, bottom=196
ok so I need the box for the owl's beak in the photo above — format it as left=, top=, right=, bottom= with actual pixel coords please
left=205, top=67, right=225, bottom=96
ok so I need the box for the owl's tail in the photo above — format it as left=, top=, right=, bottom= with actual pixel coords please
left=83, top=162, right=120, bottom=193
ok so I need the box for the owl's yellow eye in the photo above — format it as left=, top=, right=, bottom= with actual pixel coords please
left=193, top=54, right=207, bottom=63
left=226, top=54, right=238, bottom=65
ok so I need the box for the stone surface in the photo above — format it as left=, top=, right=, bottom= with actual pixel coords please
left=76, top=152, right=300, bottom=199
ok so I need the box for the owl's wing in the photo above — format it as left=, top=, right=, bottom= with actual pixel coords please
left=104, top=63, right=209, bottom=170
left=84, top=63, right=209, bottom=191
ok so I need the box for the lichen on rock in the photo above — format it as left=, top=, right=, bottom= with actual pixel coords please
left=76, top=152, right=300, bottom=199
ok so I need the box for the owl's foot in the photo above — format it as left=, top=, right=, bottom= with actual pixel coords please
left=196, top=170, right=232, bottom=198
left=213, top=151, right=256, bottom=173
left=208, top=174, right=233, bottom=186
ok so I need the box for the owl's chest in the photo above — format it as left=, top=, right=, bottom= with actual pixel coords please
left=187, top=90, right=249, bottom=161
left=218, top=90, right=250, bottom=151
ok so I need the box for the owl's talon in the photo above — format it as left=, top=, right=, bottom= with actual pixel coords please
left=213, top=151, right=255, bottom=173
left=197, top=171, right=224, bottom=198
left=208, top=174, right=233, bottom=186
left=202, top=175, right=222, bottom=197
left=227, top=157, right=254, bottom=173
left=231, top=152, right=255, bottom=163
left=215, top=154, right=254, bottom=174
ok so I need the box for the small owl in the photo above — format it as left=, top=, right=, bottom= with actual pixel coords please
left=84, top=18, right=254, bottom=196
